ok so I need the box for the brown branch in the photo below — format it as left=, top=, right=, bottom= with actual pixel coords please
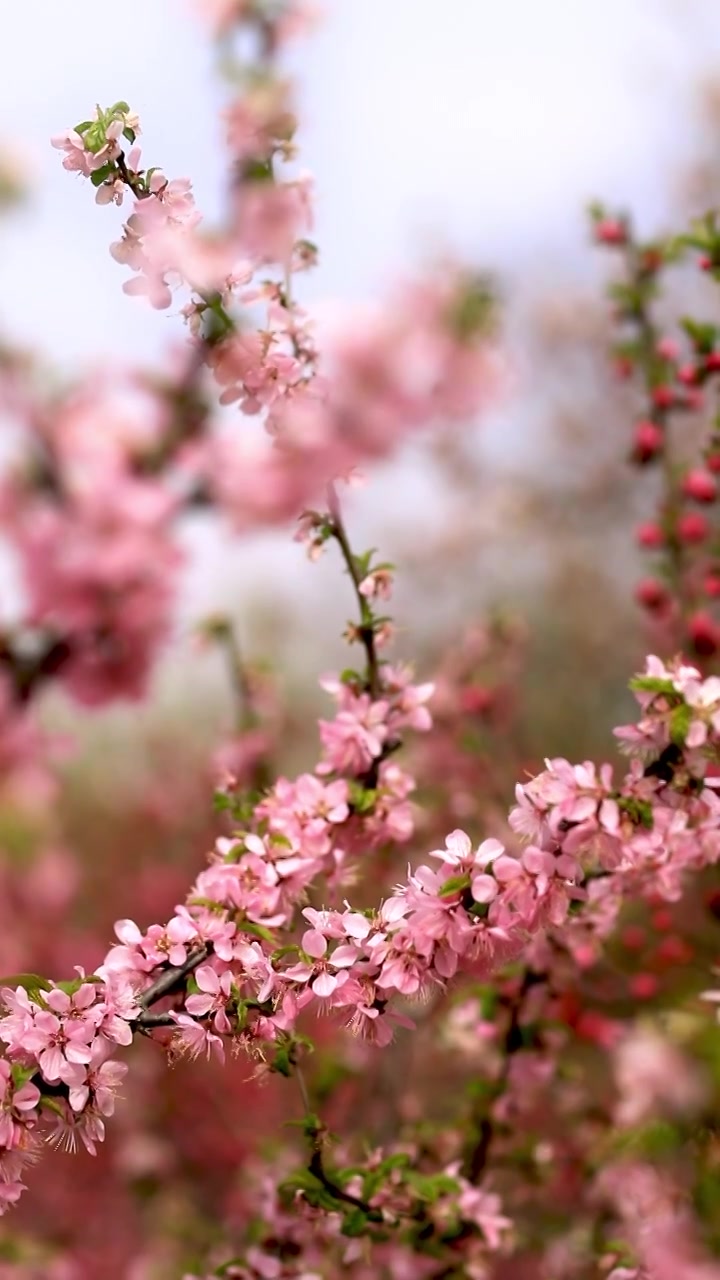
left=462, top=968, right=542, bottom=1182
left=327, top=483, right=381, bottom=699
left=137, top=945, right=210, bottom=1011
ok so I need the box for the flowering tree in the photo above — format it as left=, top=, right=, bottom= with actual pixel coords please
left=1, top=4, right=720, bottom=1278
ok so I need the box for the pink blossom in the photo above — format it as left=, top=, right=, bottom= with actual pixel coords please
left=185, top=965, right=234, bottom=1033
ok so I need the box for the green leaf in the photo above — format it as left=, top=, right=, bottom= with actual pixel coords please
left=449, top=274, right=496, bottom=341
left=629, top=675, right=677, bottom=696
left=341, top=1207, right=370, bottom=1237
left=269, top=833, right=293, bottom=850
left=279, top=1168, right=326, bottom=1201
left=285, top=1111, right=322, bottom=1137
left=0, top=974, right=51, bottom=1001
left=55, top=975, right=101, bottom=996
left=635, top=1120, right=681, bottom=1158
left=407, top=1171, right=460, bottom=1203
left=83, top=124, right=107, bottom=154
left=669, top=703, right=692, bottom=747
left=681, top=317, right=718, bottom=354
left=340, top=667, right=362, bottom=685
left=439, top=873, right=471, bottom=898
left=215, top=1260, right=247, bottom=1277
left=618, top=796, right=654, bottom=830
left=270, top=944, right=301, bottom=962
left=10, top=1063, right=38, bottom=1089
left=271, top=1041, right=292, bottom=1077
left=122, top=127, right=136, bottom=144
left=90, top=163, right=114, bottom=188
left=236, top=918, right=276, bottom=944
left=347, top=780, right=377, bottom=814
left=241, top=157, right=273, bottom=183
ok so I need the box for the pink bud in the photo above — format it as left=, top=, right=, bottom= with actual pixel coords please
left=635, top=578, right=669, bottom=612
left=688, top=610, right=718, bottom=657
left=682, top=468, right=718, bottom=502
left=632, top=420, right=663, bottom=463
left=460, top=686, right=494, bottom=715
left=621, top=925, right=646, bottom=951
left=635, top=521, right=664, bottom=549
left=684, top=388, right=705, bottom=412
left=656, top=337, right=679, bottom=362
left=655, top=935, right=693, bottom=964
left=652, top=385, right=674, bottom=409
left=629, top=973, right=659, bottom=1000
left=595, top=218, right=626, bottom=245
left=677, top=512, right=710, bottom=543
left=650, top=909, right=673, bottom=932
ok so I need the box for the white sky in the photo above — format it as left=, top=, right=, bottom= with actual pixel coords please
left=1, top=1, right=720, bottom=644
left=1, top=0, right=717, bottom=362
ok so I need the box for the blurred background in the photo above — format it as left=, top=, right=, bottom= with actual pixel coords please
left=1, top=1, right=719, bottom=727
left=2, top=2, right=720, bottom=1274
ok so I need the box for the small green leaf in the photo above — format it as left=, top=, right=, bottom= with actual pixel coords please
left=242, top=157, right=273, bottom=182
left=449, top=274, right=495, bottom=341
left=0, top=974, right=51, bottom=1002
left=236, top=918, right=276, bottom=944
left=271, top=1041, right=292, bottom=1077
left=669, top=703, right=692, bottom=747
left=629, top=675, right=677, bottom=696
left=439, top=873, right=471, bottom=898
left=681, top=317, right=718, bottom=354
left=347, top=780, right=377, bottom=814
left=90, top=163, right=114, bottom=188
left=618, top=796, right=654, bottom=829
left=340, top=668, right=362, bottom=685
left=341, top=1207, right=370, bottom=1237
left=83, top=125, right=107, bottom=154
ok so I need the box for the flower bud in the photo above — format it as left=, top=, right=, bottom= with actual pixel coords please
left=629, top=973, right=659, bottom=999
left=688, top=610, right=718, bottom=656
left=656, top=337, right=679, bottom=362
left=635, top=521, right=664, bottom=548
left=460, top=685, right=494, bottom=715
left=677, top=512, right=710, bottom=543
left=635, top=578, right=669, bottom=611
left=682, top=468, right=717, bottom=503
left=652, top=385, right=674, bottom=409
left=595, top=218, right=626, bottom=245
left=632, top=420, right=663, bottom=463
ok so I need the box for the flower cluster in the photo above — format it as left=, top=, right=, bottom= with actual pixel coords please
left=0, top=977, right=133, bottom=1210
left=3, top=7, right=720, bottom=1278
left=181, top=1139, right=511, bottom=1280
left=2, top=651, right=720, bottom=1219
left=593, top=203, right=720, bottom=662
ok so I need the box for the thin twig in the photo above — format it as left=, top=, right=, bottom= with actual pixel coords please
left=138, top=946, right=209, bottom=1010
left=326, top=482, right=381, bottom=699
